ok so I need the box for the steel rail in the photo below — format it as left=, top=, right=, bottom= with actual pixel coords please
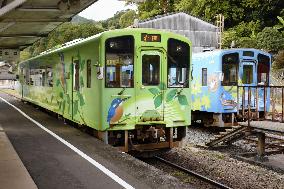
left=154, top=156, right=232, bottom=189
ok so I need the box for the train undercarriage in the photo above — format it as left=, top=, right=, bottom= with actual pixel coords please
left=95, top=125, right=187, bottom=154
left=192, top=110, right=266, bottom=127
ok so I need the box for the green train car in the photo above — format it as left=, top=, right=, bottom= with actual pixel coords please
left=18, top=28, right=191, bottom=152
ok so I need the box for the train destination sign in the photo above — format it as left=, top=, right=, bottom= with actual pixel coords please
left=141, top=33, right=161, bottom=42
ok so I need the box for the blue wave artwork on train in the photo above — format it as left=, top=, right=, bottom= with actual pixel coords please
left=191, top=49, right=271, bottom=127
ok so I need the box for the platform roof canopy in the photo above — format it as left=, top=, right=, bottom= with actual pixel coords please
left=0, top=0, right=97, bottom=51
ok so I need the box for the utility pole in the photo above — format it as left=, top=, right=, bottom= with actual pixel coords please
left=216, top=14, right=224, bottom=49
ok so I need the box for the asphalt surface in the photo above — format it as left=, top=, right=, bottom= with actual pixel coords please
left=0, top=92, right=150, bottom=189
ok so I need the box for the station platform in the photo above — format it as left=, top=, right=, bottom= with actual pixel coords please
left=239, top=121, right=284, bottom=134
left=0, top=91, right=185, bottom=189
left=0, top=128, right=37, bottom=189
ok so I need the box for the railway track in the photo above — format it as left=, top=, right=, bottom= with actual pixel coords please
left=152, top=156, right=232, bottom=189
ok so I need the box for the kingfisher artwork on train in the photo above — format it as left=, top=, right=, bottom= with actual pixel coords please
left=17, top=28, right=191, bottom=153
left=191, top=49, right=271, bottom=127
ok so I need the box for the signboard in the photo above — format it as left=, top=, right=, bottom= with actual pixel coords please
left=141, top=33, right=161, bottom=42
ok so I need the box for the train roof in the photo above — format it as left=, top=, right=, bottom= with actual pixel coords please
left=193, top=48, right=271, bottom=58
left=19, top=28, right=191, bottom=65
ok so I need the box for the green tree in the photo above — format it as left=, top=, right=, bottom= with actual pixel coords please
left=119, top=10, right=137, bottom=28
left=136, top=0, right=175, bottom=20
left=273, top=50, right=284, bottom=69
left=222, top=21, right=260, bottom=48
left=21, top=22, right=104, bottom=59
left=256, top=27, right=284, bottom=52
left=274, top=16, right=284, bottom=31
left=174, top=0, right=284, bottom=29
left=101, top=10, right=128, bottom=29
left=20, top=48, right=32, bottom=61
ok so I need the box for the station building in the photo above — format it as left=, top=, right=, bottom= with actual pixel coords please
left=0, top=62, right=16, bottom=89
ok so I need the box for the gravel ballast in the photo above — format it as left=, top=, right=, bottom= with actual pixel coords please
left=160, top=145, right=284, bottom=189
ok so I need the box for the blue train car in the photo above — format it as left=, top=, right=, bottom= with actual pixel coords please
left=191, top=49, right=271, bottom=127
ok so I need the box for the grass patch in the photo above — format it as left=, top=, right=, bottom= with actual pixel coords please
left=172, top=171, right=186, bottom=177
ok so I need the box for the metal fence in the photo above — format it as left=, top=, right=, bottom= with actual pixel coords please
left=237, top=86, right=284, bottom=126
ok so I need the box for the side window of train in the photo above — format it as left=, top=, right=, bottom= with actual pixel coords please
left=222, top=53, right=239, bottom=86
left=167, top=38, right=190, bottom=88
left=73, top=60, right=80, bottom=90
left=41, top=66, right=46, bottom=86
left=105, top=35, right=134, bottom=88
left=202, top=68, right=207, bottom=86
left=29, top=68, right=34, bottom=85
left=24, top=68, right=30, bottom=85
left=257, top=54, right=270, bottom=85
left=30, top=67, right=46, bottom=86
left=46, top=66, right=53, bottom=87
left=87, top=59, right=91, bottom=88
left=242, top=65, right=253, bottom=84
left=142, top=55, right=160, bottom=86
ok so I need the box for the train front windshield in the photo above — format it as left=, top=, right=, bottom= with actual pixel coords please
left=167, top=39, right=190, bottom=88
left=222, top=53, right=239, bottom=86
left=105, top=36, right=134, bottom=88
left=257, top=54, right=270, bottom=85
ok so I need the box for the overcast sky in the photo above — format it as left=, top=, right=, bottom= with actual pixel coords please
left=79, top=0, right=137, bottom=21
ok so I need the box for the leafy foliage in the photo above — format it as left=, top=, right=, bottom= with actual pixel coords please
left=119, top=10, right=137, bottom=28
left=273, top=50, right=284, bottom=70
left=101, top=9, right=137, bottom=29
left=256, top=27, right=284, bottom=52
left=166, top=89, right=177, bottom=102
left=149, top=88, right=160, bottom=96
left=21, top=23, right=104, bottom=60
left=154, top=93, right=163, bottom=108
left=222, top=21, right=260, bottom=48
left=177, top=95, right=188, bottom=106
left=137, top=0, right=175, bottom=19
left=174, top=0, right=284, bottom=29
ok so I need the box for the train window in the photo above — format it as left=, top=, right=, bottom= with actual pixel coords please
left=105, top=36, right=134, bottom=88
left=222, top=53, right=239, bottom=86
left=142, top=55, right=160, bottom=86
left=243, top=51, right=254, bottom=57
left=167, top=39, right=190, bottom=88
left=24, top=68, right=30, bottom=85
left=30, top=68, right=44, bottom=86
left=73, top=60, right=80, bottom=90
left=46, top=66, right=53, bottom=87
left=242, top=65, right=253, bottom=84
left=87, top=59, right=91, bottom=88
left=42, top=68, right=46, bottom=86
left=257, top=54, right=270, bottom=85
left=202, top=68, right=207, bottom=86
left=29, top=69, right=34, bottom=85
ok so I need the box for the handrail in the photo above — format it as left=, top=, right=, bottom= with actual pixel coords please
left=237, top=85, right=284, bottom=124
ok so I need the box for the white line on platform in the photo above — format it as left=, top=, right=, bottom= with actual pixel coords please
left=0, top=96, right=135, bottom=189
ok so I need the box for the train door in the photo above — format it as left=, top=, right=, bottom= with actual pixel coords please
left=240, top=61, right=257, bottom=108
left=241, top=62, right=256, bottom=86
left=257, top=54, right=271, bottom=112
left=136, top=50, right=164, bottom=122
left=72, top=59, right=81, bottom=122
